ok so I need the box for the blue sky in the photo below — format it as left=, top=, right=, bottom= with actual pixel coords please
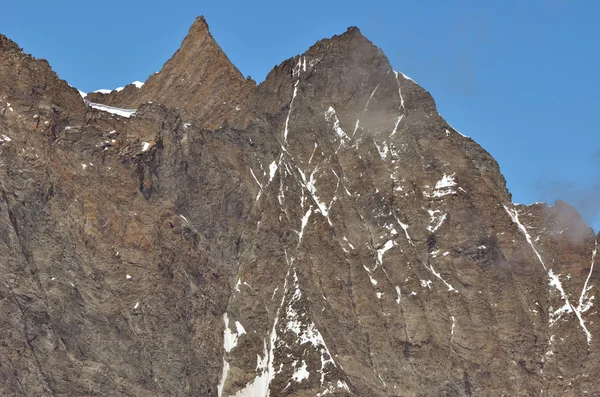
left=2, top=0, right=598, bottom=231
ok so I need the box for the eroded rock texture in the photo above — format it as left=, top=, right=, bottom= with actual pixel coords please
left=1, top=17, right=598, bottom=397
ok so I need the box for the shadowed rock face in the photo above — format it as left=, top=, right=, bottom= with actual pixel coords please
left=1, top=18, right=599, bottom=397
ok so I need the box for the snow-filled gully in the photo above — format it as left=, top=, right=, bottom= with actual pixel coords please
left=223, top=249, right=346, bottom=396
left=504, top=205, right=595, bottom=346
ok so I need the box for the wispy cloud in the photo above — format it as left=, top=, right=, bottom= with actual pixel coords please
left=537, top=151, right=600, bottom=232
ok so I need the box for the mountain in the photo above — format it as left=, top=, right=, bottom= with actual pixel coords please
left=1, top=17, right=598, bottom=397
left=85, top=16, right=254, bottom=130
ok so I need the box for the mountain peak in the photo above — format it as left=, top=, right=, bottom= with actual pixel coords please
left=0, top=34, right=22, bottom=53
left=344, top=25, right=362, bottom=35
left=192, top=15, right=209, bottom=29
left=86, top=16, right=255, bottom=129
left=1, top=17, right=599, bottom=397
left=185, top=15, right=211, bottom=42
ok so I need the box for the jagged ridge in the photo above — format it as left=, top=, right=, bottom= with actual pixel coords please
left=0, top=17, right=599, bottom=397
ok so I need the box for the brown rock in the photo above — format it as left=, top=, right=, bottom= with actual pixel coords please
left=0, top=18, right=598, bottom=397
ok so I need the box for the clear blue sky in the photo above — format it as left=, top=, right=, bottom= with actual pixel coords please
left=2, top=0, right=598, bottom=231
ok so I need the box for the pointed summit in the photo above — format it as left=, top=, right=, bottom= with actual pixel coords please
left=191, top=15, right=209, bottom=30
left=136, top=15, right=255, bottom=127
left=0, top=33, right=86, bottom=123
left=89, top=16, right=255, bottom=129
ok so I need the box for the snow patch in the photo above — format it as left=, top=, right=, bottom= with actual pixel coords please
left=291, top=360, right=309, bottom=382
left=376, top=240, right=395, bottom=265
left=504, top=206, right=546, bottom=270
left=391, top=72, right=406, bottom=136
left=435, top=173, right=456, bottom=189
left=284, top=269, right=337, bottom=386
left=223, top=314, right=246, bottom=354
left=398, top=71, right=414, bottom=82
left=505, top=205, right=593, bottom=345
left=298, top=167, right=331, bottom=223
left=85, top=100, right=136, bottom=118
left=420, top=279, right=433, bottom=289
left=374, top=140, right=389, bottom=160
left=325, top=107, right=349, bottom=142
left=578, top=239, right=597, bottom=314
left=426, top=263, right=457, bottom=293
left=298, top=207, right=312, bottom=244
left=217, top=359, right=230, bottom=397
left=427, top=209, right=447, bottom=233
left=283, top=59, right=301, bottom=143
left=269, top=161, right=278, bottom=183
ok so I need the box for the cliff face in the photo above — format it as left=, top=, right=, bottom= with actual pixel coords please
left=85, top=16, right=255, bottom=130
left=1, top=18, right=598, bottom=397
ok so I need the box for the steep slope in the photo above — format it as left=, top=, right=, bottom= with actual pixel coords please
left=86, top=16, right=255, bottom=130
left=218, top=27, right=600, bottom=396
left=0, top=20, right=598, bottom=397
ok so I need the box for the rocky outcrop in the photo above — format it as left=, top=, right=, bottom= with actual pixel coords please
left=88, top=16, right=255, bottom=130
left=0, top=18, right=598, bottom=397
left=85, top=82, right=143, bottom=108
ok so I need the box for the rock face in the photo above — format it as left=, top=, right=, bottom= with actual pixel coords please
left=86, top=16, right=255, bottom=130
left=1, top=18, right=599, bottom=397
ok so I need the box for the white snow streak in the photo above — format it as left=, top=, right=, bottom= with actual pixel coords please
left=325, top=107, right=349, bottom=140
left=325, top=107, right=350, bottom=153
left=298, top=167, right=331, bottom=223
left=578, top=239, right=597, bottom=314
left=223, top=313, right=246, bottom=353
left=284, top=270, right=337, bottom=386
left=298, top=207, right=312, bottom=244
left=269, top=161, right=278, bottom=183
left=504, top=206, right=546, bottom=270
left=233, top=258, right=294, bottom=397
left=397, top=219, right=413, bottom=245
left=427, top=209, right=447, bottom=233
left=374, top=141, right=389, bottom=160
left=377, top=240, right=395, bottom=265
left=353, top=84, right=379, bottom=136
left=217, top=359, right=230, bottom=397
left=283, top=59, right=302, bottom=143
left=85, top=100, right=136, bottom=118
left=426, top=263, right=457, bottom=293
left=435, top=174, right=457, bottom=189
left=308, top=143, right=318, bottom=164
left=291, top=360, right=309, bottom=382
left=391, top=71, right=406, bottom=136
left=399, top=72, right=414, bottom=82
left=504, top=205, right=593, bottom=345
left=445, top=122, right=469, bottom=138
left=249, top=168, right=263, bottom=189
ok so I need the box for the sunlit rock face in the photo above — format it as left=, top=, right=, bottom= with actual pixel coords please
left=0, top=18, right=598, bottom=397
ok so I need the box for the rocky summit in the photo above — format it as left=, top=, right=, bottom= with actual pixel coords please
left=0, top=16, right=598, bottom=397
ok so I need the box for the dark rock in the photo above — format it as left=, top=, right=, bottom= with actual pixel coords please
left=0, top=17, right=598, bottom=397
